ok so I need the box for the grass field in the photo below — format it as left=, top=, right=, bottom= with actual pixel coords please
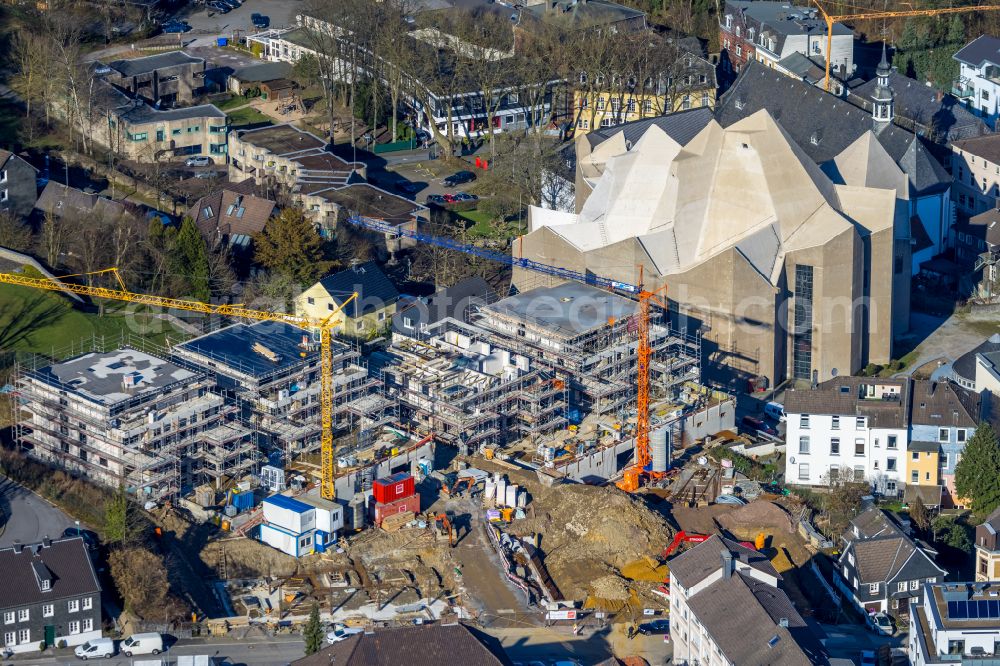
left=0, top=283, right=178, bottom=359
left=227, top=106, right=272, bottom=128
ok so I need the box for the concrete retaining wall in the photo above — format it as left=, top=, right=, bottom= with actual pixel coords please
left=333, top=440, right=435, bottom=502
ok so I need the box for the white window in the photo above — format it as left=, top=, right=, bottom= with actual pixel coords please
left=17, top=629, right=29, bottom=645
left=3, top=632, right=13, bottom=647
left=957, top=429, right=967, bottom=443
left=939, top=428, right=949, bottom=442
left=16, top=609, right=27, bottom=622
left=42, top=605, right=53, bottom=618
left=1, top=189, right=7, bottom=203
left=910, top=580, right=919, bottom=591
left=800, top=414, right=810, bottom=429
left=887, top=435, right=898, bottom=450
left=856, top=416, right=867, bottom=429
left=83, top=618, right=93, bottom=632
left=869, top=583, right=879, bottom=594
left=82, top=597, right=92, bottom=611
left=68, top=621, right=80, bottom=635
left=725, top=14, right=732, bottom=27
left=798, top=463, right=809, bottom=480
left=2, top=612, right=12, bottom=625
left=830, top=438, right=840, bottom=455
left=887, top=458, right=897, bottom=472
left=0, top=169, right=7, bottom=183
left=831, top=415, right=840, bottom=430
left=402, top=317, right=414, bottom=329
left=799, top=436, right=810, bottom=454
left=68, top=599, right=79, bottom=613
left=942, top=453, right=950, bottom=468
left=40, top=579, right=50, bottom=591
left=377, top=311, right=386, bottom=322
left=855, top=438, right=865, bottom=456
left=843, top=565, right=849, bottom=578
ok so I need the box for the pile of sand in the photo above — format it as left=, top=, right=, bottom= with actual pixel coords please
left=509, top=482, right=672, bottom=600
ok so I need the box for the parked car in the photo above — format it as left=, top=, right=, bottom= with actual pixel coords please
left=193, top=170, right=223, bottom=180
left=185, top=156, right=212, bottom=167
left=62, top=526, right=99, bottom=551
left=443, top=170, right=476, bottom=187
left=162, top=19, right=190, bottom=33
left=217, top=0, right=240, bottom=7
left=870, top=611, right=894, bottom=636
left=121, top=633, right=163, bottom=657
left=415, top=129, right=431, bottom=144
left=637, top=619, right=670, bottom=635
left=75, top=638, right=116, bottom=660
left=763, top=401, right=786, bottom=422
left=394, top=180, right=420, bottom=195
left=741, top=415, right=776, bottom=436
left=442, top=193, right=458, bottom=203
left=251, top=12, right=270, bottom=28
left=326, top=624, right=363, bottom=644
left=207, top=1, right=230, bottom=13
left=425, top=194, right=447, bottom=205
left=453, top=192, right=478, bottom=202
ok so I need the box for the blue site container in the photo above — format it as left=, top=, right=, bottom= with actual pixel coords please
left=217, top=37, right=228, bottom=47
left=230, top=490, right=255, bottom=511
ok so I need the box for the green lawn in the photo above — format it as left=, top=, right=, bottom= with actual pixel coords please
left=0, top=283, right=179, bottom=360
left=227, top=106, right=272, bottom=128
left=215, top=95, right=253, bottom=111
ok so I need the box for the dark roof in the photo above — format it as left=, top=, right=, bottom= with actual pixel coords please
left=911, top=215, right=934, bottom=253
left=904, top=484, right=943, bottom=507
left=909, top=440, right=941, bottom=453
left=236, top=124, right=327, bottom=156
left=843, top=509, right=945, bottom=586
left=90, top=75, right=225, bottom=125
left=983, top=506, right=1000, bottom=533
left=0, top=537, right=101, bottom=608
left=954, top=134, right=1000, bottom=164
left=968, top=208, right=1000, bottom=247
left=187, top=188, right=275, bottom=245
left=910, top=379, right=980, bottom=428
left=850, top=71, right=988, bottom=143
left=587, top=106, right=714, bottom=150
left=668, top=534, right=779, bottom=589
left=778, top=52, right=828, bottom=84
left=685, top=572, right=828, bottom=665
left=716, top=61, right=950, bottom=194
left=952, top=334, right=1000, bottom=383
left=849, top=508, right=906, bottom=541
left=782, top=376, right=909, bottom=429
left=35, top=182, right=129, bottom=222
left=954, top=35, right=1000, bottom=68
left=292, top=623, right=513, bottom=666
left=106, top=50, right=203, bottom=77
left=312, top=184, right=425, bottom=224
left=393, top=276, right=493, bottom=333
left=0, top=149, right=37, bottom=174
left=522, top=0, right=646, bottom=31
left=231, top=61, right=292, bottom=83
left=318, top=261, right=399, bottom=314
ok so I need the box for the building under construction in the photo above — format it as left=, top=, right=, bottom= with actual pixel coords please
left=172, top=322, right=384, bottom=463
left=473, top=283, right=701, bottom=417
left=14, top=346, right=255, bottom=501
left=373, top=318, right=568, bottom=450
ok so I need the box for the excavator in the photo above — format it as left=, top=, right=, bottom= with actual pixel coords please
left=433, top=513, right=456, bottom=547
left=655, top=531, right=764, bottom=598
left=441, top=476, right=478, bottom=498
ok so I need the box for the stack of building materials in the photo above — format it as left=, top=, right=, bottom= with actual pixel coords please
left=371, top=472, right=419, bottom=526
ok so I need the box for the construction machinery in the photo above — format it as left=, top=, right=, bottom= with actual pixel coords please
left=433, top=512, right=456, bottom=547
left=662, top=531, right=711, bottom=558
left=345, top=215, right=665, bottom=493
left=811, top=0, right=1000, bottom=91
left=0, top=267, right=356, bottom=500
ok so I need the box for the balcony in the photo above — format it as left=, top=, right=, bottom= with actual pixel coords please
left=953, top=80, right=975, bottom=98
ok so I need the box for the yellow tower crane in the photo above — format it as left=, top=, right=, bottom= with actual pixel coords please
left=812, top=1, right=1000, bottom=91
left=0, top=268, right=356, bottom=500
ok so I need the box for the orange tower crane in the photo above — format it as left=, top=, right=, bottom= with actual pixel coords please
left=0, top=267, right=356, bottom=500
left=812, top=0, right=1000, bottom=91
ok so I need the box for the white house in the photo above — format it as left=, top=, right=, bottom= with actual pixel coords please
left=910, top=582, right=1000, bottom=664
left=953, top=35, right=1000, bottom=126
left=783, top=377, right=909, bottom=496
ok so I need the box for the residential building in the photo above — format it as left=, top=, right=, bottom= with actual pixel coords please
left=102, top=51, right=206, bottom=107
left=14, top=348, right=253, bottom=501
left=975, top=508, right=1000, bottom=581
left=910, top=581, right=1000, bottom=664
left=668, top=535, right=829, bottom=665
left=298, top=183, right=426, bottom=239
left=392, top=277, right=493, bottom=340
left=186, top=183, right=275, bottom=250
left=571, top=52, right=716, bottom=135
left=520, top=106, right=907, bottom=389
left=172, top=322, right=379, bottom=460
left=291, top=622, right=513, bottom=666
left=774, top=51, right=849, bottom=95
left=906, top=441, right=943, bottom=508
left=0, top=150, right=38, bottom=219
left=952, top=208, right=1000, bottom=297
left=783, top=377, right=909, bottom=496
left=719, top=0, right=854, bottom=77
left=227, top=124, right=363, bottom=192
left=837, top=508, right=945, bottom=617
left=718, top=61, right=953, bottom=277
left=953, top=35, right=1000, bottom=126
left=34, top=182, right=130, bottom=224
left=954, top=135, right=1000, bottom=222
left=950, top=334, right=1000, bottom=392
left=0, top=537, right=101, bottom=654
left=295, top=262, right=400, bottom=341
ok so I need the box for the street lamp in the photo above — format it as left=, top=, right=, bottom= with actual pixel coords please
left=75, top=520, right=81, bottom=537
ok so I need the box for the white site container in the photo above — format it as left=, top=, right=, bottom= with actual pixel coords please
left=495, top=477, right=507, bottom=504
left=505, top=484, right=518, bottom=507
left=262, top=495, right=316, bottom=534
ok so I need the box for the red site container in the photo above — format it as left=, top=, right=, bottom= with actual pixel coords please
left=372, top=472, right=415, bottom=505
left=373, top=494, right=421, bottom=525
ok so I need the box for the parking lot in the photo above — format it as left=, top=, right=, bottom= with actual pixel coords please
left=174, top=0, right=301, bottom=36
left=370, top=156, right=483, bottom=205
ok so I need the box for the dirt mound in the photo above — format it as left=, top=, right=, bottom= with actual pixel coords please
left=716, top=500, right=795, bottom=535
left=508, top=483, right=672, bottom=600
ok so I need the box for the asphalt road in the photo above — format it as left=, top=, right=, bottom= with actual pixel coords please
left=176, top=0, right=301, bottom=35
left=0, top=475, right=75, bottom=549
left=5, top=637, right=306, bottom=666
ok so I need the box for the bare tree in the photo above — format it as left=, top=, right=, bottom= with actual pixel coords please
left=40, top=211, right=67, bottom=269
left=0, top=212, right=33, bottom=252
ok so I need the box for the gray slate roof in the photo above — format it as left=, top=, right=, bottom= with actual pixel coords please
left=107, top=50, right=203, bottom=77
left=953, top=334, right=1000, bottom=383
left=668, top=534, right=779, bottom=588
left=716, top=61, right=951, bottom=194
left=231, top=61, right=293, bottom=83
left=0, top=537, right=101, bottom=608
left=586, top=106, right=714, bottom=150
left=910, top=379, right=981, bottom=428
left=782, top=376, right=910, bottom=429
left=954, top=35, right=1000, bottom=68
left=318, top=261, right=399, bottom=315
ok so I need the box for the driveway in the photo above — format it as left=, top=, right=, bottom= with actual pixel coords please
left=0, top=475, right=75, bottom=548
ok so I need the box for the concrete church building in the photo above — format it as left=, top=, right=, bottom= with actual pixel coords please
left=519, top=109, right=911, bottom=389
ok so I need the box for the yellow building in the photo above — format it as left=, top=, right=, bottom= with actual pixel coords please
left=294, top=262, right=399, bottom=341
left=572, top=52, right=717, bottom=135
left=906, top=441, right=941, bottom=499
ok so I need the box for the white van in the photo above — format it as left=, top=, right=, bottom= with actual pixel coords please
left=121, top=633, right=164, bottom=656
left=764, top=401, right=786, bottom=422
left=74, top=637, right=115, bottom=660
